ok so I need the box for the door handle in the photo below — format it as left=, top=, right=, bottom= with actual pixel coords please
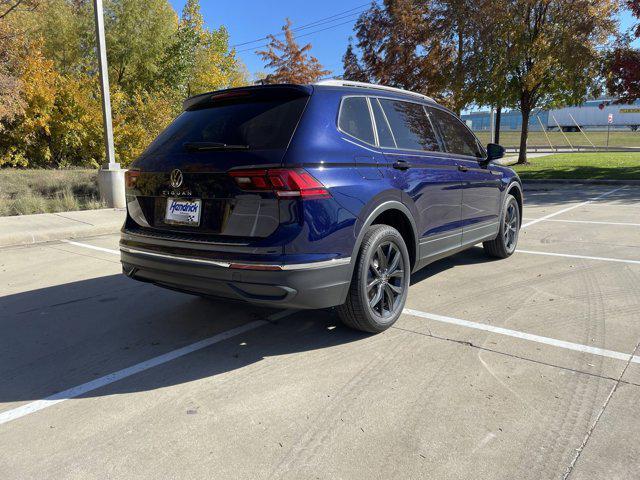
left=457, top=165, right=469, bottom=172
left=393, top=160, right=411, bottom=170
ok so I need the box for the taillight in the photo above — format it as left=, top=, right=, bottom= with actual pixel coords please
left=229, top=169, right=330, bottom=198
left=125, top=169, right=140, bottom=188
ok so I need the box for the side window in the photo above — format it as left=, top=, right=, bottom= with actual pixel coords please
left=370, top=98, right=396, bottom=148
left=338, top=97, right=375, bottom=144
left=379, top=99, right=440, bottom=151
left=429, top=107, right=483, bottom=158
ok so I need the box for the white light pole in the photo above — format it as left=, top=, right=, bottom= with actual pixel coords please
left=489, top=107, right=495, bottom=144
left=93, top=0, right=125, bottom=208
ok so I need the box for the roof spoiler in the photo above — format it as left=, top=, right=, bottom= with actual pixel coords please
left=182, top=84, right=313, bottom=111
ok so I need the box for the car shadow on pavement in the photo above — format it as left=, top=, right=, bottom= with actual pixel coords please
left=410, top=246, right=498, bottom=286
left=0, top=274, right=368, bottom=404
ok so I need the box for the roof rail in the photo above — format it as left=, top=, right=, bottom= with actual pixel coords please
left=313, top=79, right=435, bottom=103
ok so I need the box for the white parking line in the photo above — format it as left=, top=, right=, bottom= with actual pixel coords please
left=61, top=239, right=119, bottom=255
left=403, top=308, right=640, bottom=365
left=521, top=186, right=626, bottom=229
left=0, top=309, right=297, bottom=426
left=516, top=249, right=640, bottom=265
left=522, top=218, right=640, bottom=227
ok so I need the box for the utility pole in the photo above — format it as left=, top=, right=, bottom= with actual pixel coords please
left=93, top=0, right=125, bottom=208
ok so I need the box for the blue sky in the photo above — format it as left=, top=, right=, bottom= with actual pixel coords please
left=169, top=0, right=369, bottom=78
left=169, top=1, right=639, bottom=80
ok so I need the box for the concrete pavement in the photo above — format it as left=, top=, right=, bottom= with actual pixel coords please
left=1, top=184, right=639, bottom=479
left=0, top=208, right=125, bottom=247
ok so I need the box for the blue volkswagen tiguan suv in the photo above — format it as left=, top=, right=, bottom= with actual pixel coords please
left=120, top=80, right=523, bottom=333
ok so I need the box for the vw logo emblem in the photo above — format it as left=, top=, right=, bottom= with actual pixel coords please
left=169, top=169, right=183, bottom=188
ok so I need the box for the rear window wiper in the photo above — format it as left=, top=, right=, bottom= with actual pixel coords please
left=183, top=142, right=250, bottom=151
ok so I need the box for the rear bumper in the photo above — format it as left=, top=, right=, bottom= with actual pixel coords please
left=120, top=245, right=353, bottom=310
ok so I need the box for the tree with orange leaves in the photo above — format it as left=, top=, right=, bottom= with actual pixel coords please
left=257, top=18, right=330, bottom=84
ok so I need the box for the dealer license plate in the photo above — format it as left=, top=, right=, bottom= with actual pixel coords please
left=164, top=198, right=202, bottom=226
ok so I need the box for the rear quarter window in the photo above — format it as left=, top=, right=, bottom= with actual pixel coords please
left=338, top=97, right=375, bottom=144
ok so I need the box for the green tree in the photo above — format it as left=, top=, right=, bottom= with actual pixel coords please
left=257, top=18, right=330, bottom=84
left=496, top=0, right=618, bottom=163
left=469, top=0, right=513, bottom=143
left=163, top=0, right=247, bottom=98
left=162, top=0, right=203, bottom=97
left=424, top=0, right=480, bottom=115
left=36, top=0, right=93, bottom=75
left=104, top=0, right=177, bottom=94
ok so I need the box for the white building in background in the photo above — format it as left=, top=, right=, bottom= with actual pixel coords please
left=462, top=98, right=640, bottom=132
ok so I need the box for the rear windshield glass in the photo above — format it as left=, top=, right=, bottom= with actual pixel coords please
left=142, top=94, right=308, bottom=155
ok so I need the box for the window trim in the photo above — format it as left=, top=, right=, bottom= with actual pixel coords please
left=335, top=93, right=486, bottom=159
left=422, top=105, right=446, bottom=152
left=373, top=97, right=398, bottom=148
left=366, top=97, right=380, bottom=147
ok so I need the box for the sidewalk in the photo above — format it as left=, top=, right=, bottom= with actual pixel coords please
left=0, top=208, right=125, bottom=248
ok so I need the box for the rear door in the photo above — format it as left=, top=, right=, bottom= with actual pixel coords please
left=126, top=86, right=310, bottom=241
left=428, top=107, right=502, bottom=245
left=375, top=98, right=463, bottom=258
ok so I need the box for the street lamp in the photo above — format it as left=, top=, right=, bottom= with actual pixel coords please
left=93, top=0, right=125, bottom=208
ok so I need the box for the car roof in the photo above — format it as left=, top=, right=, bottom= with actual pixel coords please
left=181, top=81, right=439, bottom=112
left=312, top=79, right=438, bottom=105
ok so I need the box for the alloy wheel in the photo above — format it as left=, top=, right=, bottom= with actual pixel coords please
left=366, top=241, right=405, bottom=318
left=504, top=202, right=518, bottom=251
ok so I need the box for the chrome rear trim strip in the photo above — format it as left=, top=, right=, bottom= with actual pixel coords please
left=280, top=257, right=351, bottom=270
left=120, top=246, right=231, bottom=267
left=120, top=246, right=351, bottom=271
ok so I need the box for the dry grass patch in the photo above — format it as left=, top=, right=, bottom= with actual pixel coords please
left=0, top=169, right=105, bottom=216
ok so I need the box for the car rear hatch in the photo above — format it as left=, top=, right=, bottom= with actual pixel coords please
left=124, top=85, right=312, bottom=244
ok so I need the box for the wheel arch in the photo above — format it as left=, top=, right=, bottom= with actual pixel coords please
left=350, top=201, right=419, bottom=273
left=506, top=181, right=524, bottom=226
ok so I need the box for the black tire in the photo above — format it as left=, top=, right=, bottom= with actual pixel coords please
left=337, top=225, right=410, bottom=333
left=483, top=193, right=520, bottom=259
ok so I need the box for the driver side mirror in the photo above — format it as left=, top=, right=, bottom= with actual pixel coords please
left=486, top=143, right=505, bottom=161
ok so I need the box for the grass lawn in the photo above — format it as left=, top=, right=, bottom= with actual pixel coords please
left=475, top=130, right=640, bottom=148
left=512, top=152, right=640, bottom=180
left=0, top=169, right=104, bottom=216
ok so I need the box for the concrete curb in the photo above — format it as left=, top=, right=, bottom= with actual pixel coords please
left=521, top=178, right=640, bottom=186
left=0, top=208, right=125, bottom=248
